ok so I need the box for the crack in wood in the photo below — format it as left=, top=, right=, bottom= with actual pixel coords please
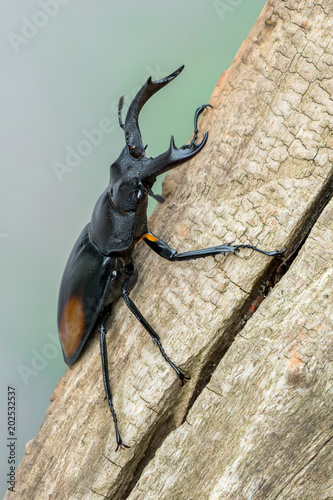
left=273, top=435, right=333, bottom=499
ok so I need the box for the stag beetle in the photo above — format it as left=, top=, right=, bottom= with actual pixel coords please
left=58, top=65, right=284, bottom=451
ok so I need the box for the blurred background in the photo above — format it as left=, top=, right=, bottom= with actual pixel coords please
left=1, top=0, right=266, bottom=495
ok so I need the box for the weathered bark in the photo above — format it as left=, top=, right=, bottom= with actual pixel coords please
left=7, top=0, right=333, bottom=498
left=127, top=196, right=333, bottom=500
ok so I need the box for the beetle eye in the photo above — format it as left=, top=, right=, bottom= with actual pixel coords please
left=132, top=189, right=147, bottom=203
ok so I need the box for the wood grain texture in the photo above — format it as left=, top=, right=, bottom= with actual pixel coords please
left=128, top=196, right=333, bottom=500
left=6, top=0, right=333, bottom=498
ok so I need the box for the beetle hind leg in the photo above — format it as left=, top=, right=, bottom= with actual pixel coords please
left=100, top=307, right=129, bottom=452
left=152, top=336, right=190, bottom=386
left=121, top=264, right=190, bottom=385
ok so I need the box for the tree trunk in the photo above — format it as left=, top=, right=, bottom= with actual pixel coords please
left=8, top=0, right=333, bottom=498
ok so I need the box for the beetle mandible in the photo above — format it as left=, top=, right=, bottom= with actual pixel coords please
left=58, top=65, right=284, bottom=451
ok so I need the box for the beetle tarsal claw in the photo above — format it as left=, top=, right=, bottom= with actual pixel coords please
left=179, top=373, right=191, bottom=386
left=115, top=441, right=130, bottom=452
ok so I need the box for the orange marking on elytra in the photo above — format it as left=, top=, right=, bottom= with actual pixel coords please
left=136, top=233, right=159, bottom=245
left=143, top=233, right=159, bottom=242
left=60, top=295, right=85, bottom=358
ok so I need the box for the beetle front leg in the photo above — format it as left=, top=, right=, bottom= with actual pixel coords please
left=121, top=264, right=190, bottom=385
left=100, top=307, right=129, bottom=452
left=143, top=233, right=285, bottom=261
left=185, top=103, right=212, bottom=150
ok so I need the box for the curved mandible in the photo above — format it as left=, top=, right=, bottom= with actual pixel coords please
left=120, top=65, right=184, bottom=158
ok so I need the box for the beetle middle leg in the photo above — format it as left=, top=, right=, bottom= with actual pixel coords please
left=121, top=263, right=190, bottom=385
left=143, top=233, right=285, bottom=261
left=100, top=306, right=129, bottom=452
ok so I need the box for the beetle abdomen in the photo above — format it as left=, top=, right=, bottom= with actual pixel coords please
left=58, top=224, right=117, bottom=366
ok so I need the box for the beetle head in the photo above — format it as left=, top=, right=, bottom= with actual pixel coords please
left=108, top=65, right=208, bottom=214
left=108, top=149, right=149, bottom=215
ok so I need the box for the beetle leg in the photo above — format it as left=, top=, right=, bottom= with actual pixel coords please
left=100, top=307, right=129, bottom=452
left=148, top=188, right=165, bottom=203
left=185, top=104, right=212, bottom=149
left=121, top=264, right=190, bottom=385
left=143, top=232, right=285, bottom=261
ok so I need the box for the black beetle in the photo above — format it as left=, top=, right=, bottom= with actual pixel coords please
left=58, top=65, right=284, bottom=451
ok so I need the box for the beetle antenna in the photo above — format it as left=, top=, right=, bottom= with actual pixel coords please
left=186, top=104, right=212, bottom=149
left=118, top=95, right=125, bottom=130
left=149, top=188, right=165, bottom=203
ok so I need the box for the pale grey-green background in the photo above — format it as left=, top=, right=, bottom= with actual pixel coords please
left=1, top=0, right=266, bottom=494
